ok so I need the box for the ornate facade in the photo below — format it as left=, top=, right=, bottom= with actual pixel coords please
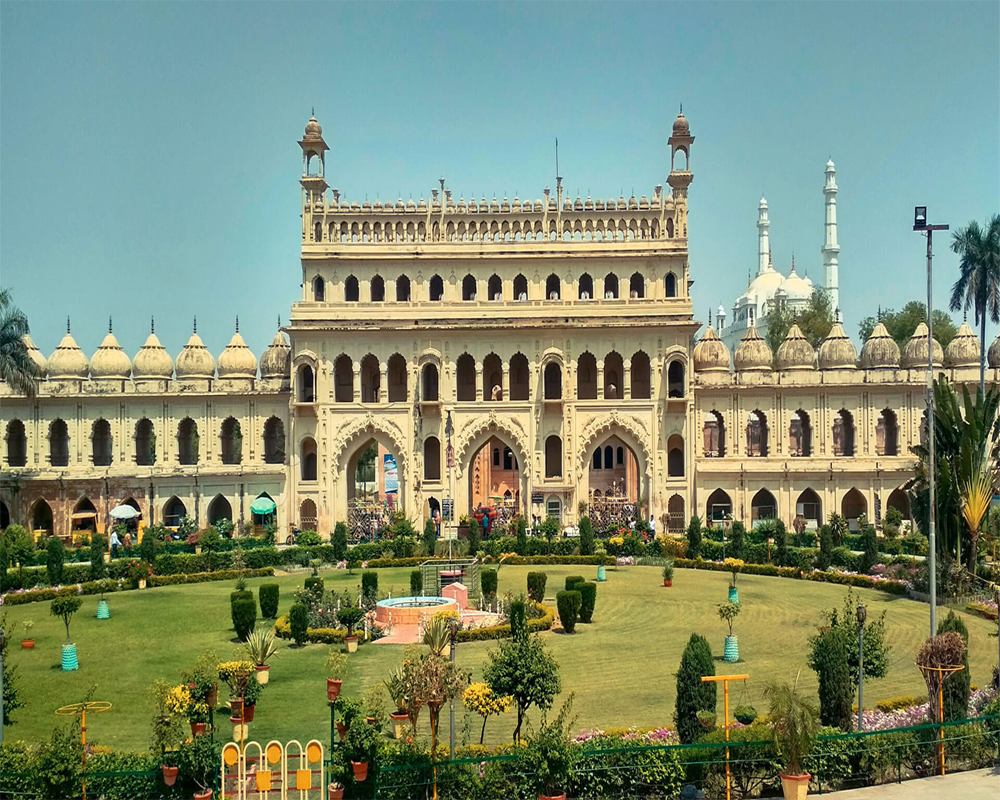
left=2, top=112, right=995, bottom=541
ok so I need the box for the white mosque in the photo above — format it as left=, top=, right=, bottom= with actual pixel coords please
left=719, top=160, right=841, bottom=351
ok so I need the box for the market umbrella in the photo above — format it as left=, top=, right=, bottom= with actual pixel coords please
left=109, top=505, right=139, bottom=521
left=250, top=497, right=276, bottom=515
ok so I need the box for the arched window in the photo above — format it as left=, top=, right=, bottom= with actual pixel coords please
left=313, top=276, right=325, bottom=302
left=593, top=448, right=602, bottom=469
left=789, top=410, right=812, bottom=457
left=30, top=498, right=53, bottom=534
left=163, top=496, right=186, bottom=528
left=49, top=419, right=69, bottom=467
left=796, top=489, right=822, bottom=525
left=833, top=409, right=855, bottom=457
left=334, top=356, right=353, bottom=403
left=396, top=275, right=411, bottom=301
left=345, top=275, right=359, bottom=302
left=665, top=272, right=677, bottom=297
left=300, top=437, right=317, bottom=481
left=703, top=411, right=726, bottom=457
left=545, top=436, right=562, bottom=478
left=360, top=354, right=380, bottom=403
left=177, top=418, right=199, bottom=465
left=208, top=494, right=233, bottom=525
left=604, top=352, right=623, bottom=399
left=387, top=354, right=407, bottom=402
left=746, top=411, right=768, bottom=457
left=667, top=434, right=684, bottom=477
left=422, top=363, right=439, bottom=401
left=617, top=446, right=624, bottom=465
left=488, top=274, right=503, bottom=301
left=429, top=274, right=444, bottom=301
left=6, top=420, right=27, bottom=467
left=545, top=274, right=560, bottom=300
left=456, top=353, right=476, bottom=401
left=667, top=361, right=685, bottom=398
left=578, top=273, right=594, bottom=300
left=90, top=419, right=112, bottom=466
left=629, top=272, right=645, bottom=298
left=462, top=274, right=477, bottom=301
left=544, top=362, right=562, bottom=400
left=483, top=353, right=503, bottom=401
left=299, top=499, right=317, bottom=531
left=514, top=274, right=528, bottom=301
left=604, top=273, right=619, bottom=299
left=424, top=437, right=441, bottom=482
left=314, top=222, right=322, bottom=242
left=492, top=447, right=500, bottom=467
left=604, top=445, right=614, bottom=468
left=135, top=418, right=155, bottom=466
left=263, top=417, right=285, bottom=464
left=842, top=487, right=867, bottom=527
left=751, top=489, right=777, bottom=522
left=220, top=417, right=242, bottom=465
left=668, top=494, right=686, bottom=533
left=509, top=353, right=529, bottom=401
left=297, top=364, right=315, bottom=402
left=631, top=351, right=651, bottom=399
left=577, top=352, right=597, bottom=399
left=876, top=409, right=899, bottom=456
left=370, top=275, right=385, bottom=302
left=503, top=447, right=515, bottom=470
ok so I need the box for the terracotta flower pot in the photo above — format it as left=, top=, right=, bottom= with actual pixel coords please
left=230, top=698, right=243, bottom=716
left=207, top=685, right=219, bottom=708
left=329, top=786, right=345, bottom=800
left=194, top=790, right=213, bottom=800
left=243, top=703, right=255, bottom=723
left=256, top=665, right=270, bottom=685
left=663, top=580, right=673, bottom=587
left=326, top=678, right=343, bottom=702
left=779, top=771, right=811, bottom=800
left=161, top=765, right=179, bottom=786
left=336, top=722, right=349, bottom=740
left=351, top=761, right=369, bottom=782
left=345, top=636, right=358, bottom=654
left=21, top=639, right=35, bottom=649
left=190, top=722, right=207, bottom=736
left=538, top=793, right=567, bottom=800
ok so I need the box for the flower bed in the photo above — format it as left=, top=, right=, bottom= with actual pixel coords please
left=966, top=600, right=998, bottom=621
left=454, top=602, right=555, bottom=642
left=671, top=557, right=911, bottom=595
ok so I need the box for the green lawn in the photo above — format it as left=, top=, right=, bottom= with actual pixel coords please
left=2, top=565, right=997, bottom=749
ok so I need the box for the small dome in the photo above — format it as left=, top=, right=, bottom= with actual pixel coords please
left=90, top=331, right=132, bottom=379
left=734, top=325, right=772, bottom=371
left=775, top=324, right=816, bottom=370
left=988, top=333, right=1000, bottom=369
left=133, top=331, right=173, bottom=380
left=47, top=331, right=89, bottom=380
left=672, top=111, right=690, bottom=137
left=859, top=322, right=900, bottom=369
left=260, top=330, right=291, bottom=380
left=218, top=329, right=258, bottom=379
left=901, top=322, right=944, bottom=369
left=945, top=321, right=980, bottom=368
left=693, top=325, right=731, bottom=372
left=176, top=331, right=216, bottom=379
left=304, top=115, right=322, bottom=138
left=777, top=261, right=813, bottom=302
left=818, top=323, right=857, bottom=370
left=22, top=334, right=47, bottom=378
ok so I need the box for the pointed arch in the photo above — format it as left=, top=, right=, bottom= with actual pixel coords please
left=163, top=496, right=186, bottom=528
left=545, top=273, right=560, bottom=300
left=177, top=418, right=199, bottom=465
left=30, top=498, right=53, bottom=535
left=751, top=488, right=777, bottom=523
left=299, top=499, right=318, bottom=531
left=429, top=274, right=444, bottom=301
left=263, top=416, right=285, bottom=464
left=220, top=417, right=242, bottom=464
left=345, top=275, right=359, bottom=302
left=208, top=494, right=233, bottom=525
left=6, top=419, right=27, bottom=467
left=577, top=352, right=598, bottom=399
left=578, top=273, right=594, bottom=299
left=135, top=418, right=155, bottom=466
left=396, top=274, right=411, bottom=301
left=387, top=353, right=407, bottom=402
left=370, top=275, right=385, bottom=302
left=509, top=353, right=530, bottom=401
left=789, top=410, right=812, bottom=457
left=312, top=275, right=325, bottom=302
left=667, top=434, right=684, bottom=477
left=300, top=437, right=317, bottom=481
left=514, top=273, right=528, bottom=301
left=703, top=410, right=726, bottom=457
left=49, top=418, right=69, bottom=467
left=456, top=353, right=476, bottom=402
left=631, top=351, right=651, bottom=399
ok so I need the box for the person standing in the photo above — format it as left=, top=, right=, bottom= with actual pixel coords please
left=109, top=529, right=121, bottom=559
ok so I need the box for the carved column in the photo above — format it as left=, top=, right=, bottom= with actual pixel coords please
left=501, top=363, right=510, bottom=402
left=379, top=364, right=388, bottom=403
left=597, top=360, right=605, bottom=400
left=476, top=362, right=484, bottom=402
left=623, top=358, right=632, bottom=400
left=352, top=364, right=361, bottom=403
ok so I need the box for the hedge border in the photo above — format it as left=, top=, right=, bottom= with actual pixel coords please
left=672, top=558, right=910, bottom=595
left=149, top=568, right=274, bottom=587
left=274, top=613, right=347, bottom=644
left=456, top=602, right=555, bottom=642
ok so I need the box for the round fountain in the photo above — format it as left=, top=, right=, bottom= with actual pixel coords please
left=375, top=595, right=458, bottom=626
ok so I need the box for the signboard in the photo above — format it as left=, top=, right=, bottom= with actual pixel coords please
left=384, top=454, right=398, bottom=494
left=531, top=492, right=544, bottom=505
left=441, top=499, right=454, bottom=520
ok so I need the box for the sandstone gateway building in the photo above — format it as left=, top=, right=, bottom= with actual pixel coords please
left=1, top=113, right=991, bottom=542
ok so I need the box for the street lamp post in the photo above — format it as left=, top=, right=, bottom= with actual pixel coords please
left=856, top=604, right=867, bottom=731
left=0, top=626, right=5, bottom=744
left=913, top=206, right=948, bottom=636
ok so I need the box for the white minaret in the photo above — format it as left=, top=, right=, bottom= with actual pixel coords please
left=757, top=196, right=771, bottom=275
left=822, top=160, right=840, bottom=313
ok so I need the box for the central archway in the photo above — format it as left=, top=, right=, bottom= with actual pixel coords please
left=456, top=418, right=529, bottom=525
left=346, top=437, right=401, bottom=540
left=587, top=436, right=640, bottom=532
left=468, top=436, right=521, bottom=532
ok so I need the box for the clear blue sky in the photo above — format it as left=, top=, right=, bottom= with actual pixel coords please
left=2, top=2, right=997, bottom=361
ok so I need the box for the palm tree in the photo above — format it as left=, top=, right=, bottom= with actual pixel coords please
left=0, top=288, right=39, bottom=396
left=949, top=214, right=1000, bottom=393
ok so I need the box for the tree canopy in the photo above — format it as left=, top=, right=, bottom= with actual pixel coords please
left=764, top=289, right=834, bottom=356
left=858, top=301, right=957, bottom=349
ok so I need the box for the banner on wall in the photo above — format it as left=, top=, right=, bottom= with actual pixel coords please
left=384, top=454, right=398, bottom=494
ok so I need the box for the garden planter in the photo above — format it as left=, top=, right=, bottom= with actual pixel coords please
left=21, top=639, right=35, bottom=649
left=96, top=599, right=110, bottom=619
left=326, top=678, right=343, bottom=702
left=61, top=643, right=79, bottom=671
left=723, top=634, right=739, bottom=663
left=597, top=565, right=606, bottom=582
left=336, top=722, right=349, bottom=740
left=193, top=790, right=212, bottom=800
left=138, top=578, right=147, bottom=589
left=351, top=761, right=369, bottom=782
left=190, top=722, right=207, bottom=736
left=229, top=698, right=244, bottom=717
left=256, top=665, right=270, bottom=685
left=243, top=704, right=256, bottom=723
left=728, top=586, right=739, bottom=604
left=231, top=720, right=248, bottom=741
left=538, top=794, right=567, bottom=800
left=345, top=636, right=358, bottom=654
left=207, top=686, right=219, bottom=707
left=329, top=786, right=345, bottom=800
left=779, top=772, right=811, bottom=800
left=161, top=765, right=179, bottom=786
left=390, top=712, right=409, bottom=739
left=663, top=580, right=673, bottom=587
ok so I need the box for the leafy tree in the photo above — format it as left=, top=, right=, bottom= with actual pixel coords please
left=422, top=518, right=437, bottom=557
left=860, top=525, right=879, bottom=574
left=332, top=522, right=349, bottom=562
left=949, top=215, right=1000, bottom=392
left=685, top=515, right=703, bottom=559
left=773, top=519, right=788, bottom=566
left=728, top=520, right=746, bottom=560
left=89, top=534, right=108, bottom=580
left=483, top=632, right=561, bottom=743
left=46, top=536, right=65, bottom=585
left=0, top=533, right=8, bottom=593
left=467, top=515, right=481, bottom=555
left=858, top=301, right=958, bottom=350
left=827, top=512, right=848, bottom=546
left=674, top=633, right=716, bottom=743
left=578, top=516, right=595, bottom=556
left=50, top=595, right=83, bottom=644
left=2, top=524, right=33, bottom=587
left=139, top=528, right=158, bottom=564
left=34, top=720, right=84, bottom=799
left=817, top=525, right=833, bottom=571
left=516, top=517, right=528, bottom=555
left=937, top=611, right=971, bottom=722
left=2, top=614, right=24, bottom=728
left=809, top=627, right=853, bottom=730
left=765, top=289, right=834, bottom=356
left=540, top=516, right=560, bottom=553
left=809, top=589, right=889, bottom=688
left=0, top=287, right=40, bottom=396
left=198, top=526, right=222, bottom=557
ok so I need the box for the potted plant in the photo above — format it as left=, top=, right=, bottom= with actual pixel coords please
left=20, top=619, right=35, bottom=649
left=363, top=683, right=388, bottom=731
left=525, top=705, right=576, bottom=800
left=242, top=672, right=262, bottom=722
left=423, top=616, right=453, bottom=658
left=328, top=771, right=345, bottom=800
left=344, top=719, right=380, bottom=782
left=326, top=651, right=348, bottom=701
left=724, top=558, right=744, bottom=603
left=718, top=601, right=741, bottom=663
left=662, top=560, right=675, bottom=587
left=50, top=594, right=82, bottom=671
left=734, top=704, right=758, bottom=725
left=338, top=606, right=365, bottom=653
left=218, top=660, right=254, bottom=723
left=244, top=627, right=279, bottom=685
left=151, top=679, right=184, bottom=787
left=337, top=697, right=362, bottom=740
left=188, top=701, right=210, bottom=736
left=176, top=733, right=220, bottom=800
left=383, top=666, right=411, bottom=739
left=696, top=710, right=717, bottom=731
left=763, top=676, right=820, bottom=800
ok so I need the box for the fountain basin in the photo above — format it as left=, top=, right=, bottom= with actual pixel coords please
left=375, top=596, right=458, bottom=625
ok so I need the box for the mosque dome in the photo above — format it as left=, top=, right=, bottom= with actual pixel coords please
left=132, top=330, right=173, bottom=380
left=775, top=324, right=816, bottom=370
left=776, top=261, right=814, bottom=303
left=304, top=115, right=322, bottom=138
left=988, top=332, right=1000, bottom=369
left=693, top=325, right=730, bottom=372
left=260, top=329, right=291, bottom=380
left=817, top=322, right=857, bottom=370
left=22, top=334, right=47, bottom=379
left=47, top=329, right=89, bottom=380
left=217, top=327, right=258, bottom=379
left=734, top=325, right=772, bottom=371
left=944, top=321, right=980, bottom=368
left=672, top=111, right=690, bottom=137
left=901, top=323, right=944, bottom=369
left=859, top=322, right=900, bottom=369
left=90, top=329, right=132, bottom=379
left=175, top=329, right=216, bottom=380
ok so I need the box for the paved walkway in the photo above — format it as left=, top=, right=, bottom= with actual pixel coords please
left=763, top=767, right=999, bottom=798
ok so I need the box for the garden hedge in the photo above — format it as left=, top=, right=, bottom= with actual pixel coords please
left=276, top=611, right=347, bottom=645
left=231, top=596, right=257, bottom=641
left=361, top=570, right=378, bottom=604
left=410, top=569, right=422, bottom=595
left=259, top=583, right=280, bottom=619
left=526, top=571, right=547, bottom=603
left=481, top=569, right=497, bottom=597
left=578, top=581, right=597, bottom=623
left=557, top=589, right=582, bottom=633
left=304, top=576, right=324, bottom=597
left=455, top=602, right=555, bottom=642
left=565, top=575, right=585, bottom=591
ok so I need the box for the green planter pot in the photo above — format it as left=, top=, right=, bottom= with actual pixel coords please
left=62, top=643, right=79, bottom=671
left=723, top=634, right=739, bottom=663
left=96, top=599, right=110, bottom=619
left=728, top=586, right=739, bottom=604
left=597, top=565, right=606, bottom=582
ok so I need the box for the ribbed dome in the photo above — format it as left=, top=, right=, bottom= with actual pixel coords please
left=775, top=324, right=816, bottom=370
left=90, top=331, right=131, bottom=379
left=22, top=334, right=47, bottom=378
left=304, top=115, right=322, bottom=138
left=901, top=322, right=944, bottom=369
left=693, top=325, right=730, bottom=372
left=859, top=322, right=900, bottom=369
left=176, top=331, right=216, bottom=379
left=133, top=331, right=173, bottom=380
left=217, top=329, right=258, bottom=379
left=945, top=321, right=980, bottom=368
left=47, top=331, right=89, bottom=380
left=260, top=330, right=291, bottom=380
left=734, top=325, right=772, bottom=371
left=817, top=323, right=857, bottom=370
left=988, top=333, right=1000, bottom=369
left=672, top=111, right=690, bottom=137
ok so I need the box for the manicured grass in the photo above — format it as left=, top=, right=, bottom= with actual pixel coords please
left=2, top=565, right=996, bottom=749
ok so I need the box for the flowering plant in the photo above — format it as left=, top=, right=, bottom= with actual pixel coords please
left=217, top=660, right=255, bottom=697
left=463, top=682, right=513, bottom=744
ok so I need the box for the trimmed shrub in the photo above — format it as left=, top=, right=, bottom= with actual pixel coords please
left=231, top=588, right=253, bottom=631
left=526, top=571, right=547, bottom=603
left=579, top=516, right=595, bottom=556
left=565, top=575, right=585, bottom=591
left=232, top=597, right=257, bottom=641
left=860, top=526, right=879, bottom=574
left=774, top=520, right=788, bottom=566
left=332, top=522, right=348, bottom=562
left=361, top=571, right=378, bottom=605
left=46, top=537, right=65, bottom=585
left=817, top=525, right=833, bottom=571
left=259, top=583, right=279, bottom=619
left=89, top=534, right=108, bottom=580
left=481, top=569, right=498, bottom=597
left=508, top=597, right=527, bottom=639
left=516, top=517, right=528, bottom=555
left=289, top=603, right=309, bottom=646
left=556, top=590, right=582, bottom=633
left=937, top=611, right=971, bottom=722
left=468, top=516, right=481, bottom=554
left=578, top=581, right=597, bottom=623
left=685, top=516, right=703, bottom=559
left=422, top=518, right=437, bottom=557
left=811, top=627, right=853, bottom=730
left=729, top=521, right=746, bottom=560
left=410, top=569, right=423, bottom=595
left=304, top=576, right=324, bottom=597
left=674, top=633, right=716, bottom=744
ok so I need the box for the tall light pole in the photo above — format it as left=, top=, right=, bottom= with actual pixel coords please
left=913, top=207, right=948, bottom=636
left=0, top=626, right=5, bottom=744
left=856, top=604, right=866, bottom=731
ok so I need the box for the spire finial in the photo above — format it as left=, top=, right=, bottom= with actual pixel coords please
left=679, top=102, right=683, bottom=114
left=311, top=106, right=315, bottom=117
left=277, top=315, right=281, bottom=330
left=151, top=316, right=154, bottom=335
left=708, top=307, right=712, bottom=327
left=67, top=316, right=71, bottom=334
left=193, top=316, right=197, bottom=334
left=235, top=315, right=240, bottom=334
left=791, top=253, right=795, bottom=272
left=835, top=307, right=841, bottom=323
left=109, top=315, right=113, bottom=334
